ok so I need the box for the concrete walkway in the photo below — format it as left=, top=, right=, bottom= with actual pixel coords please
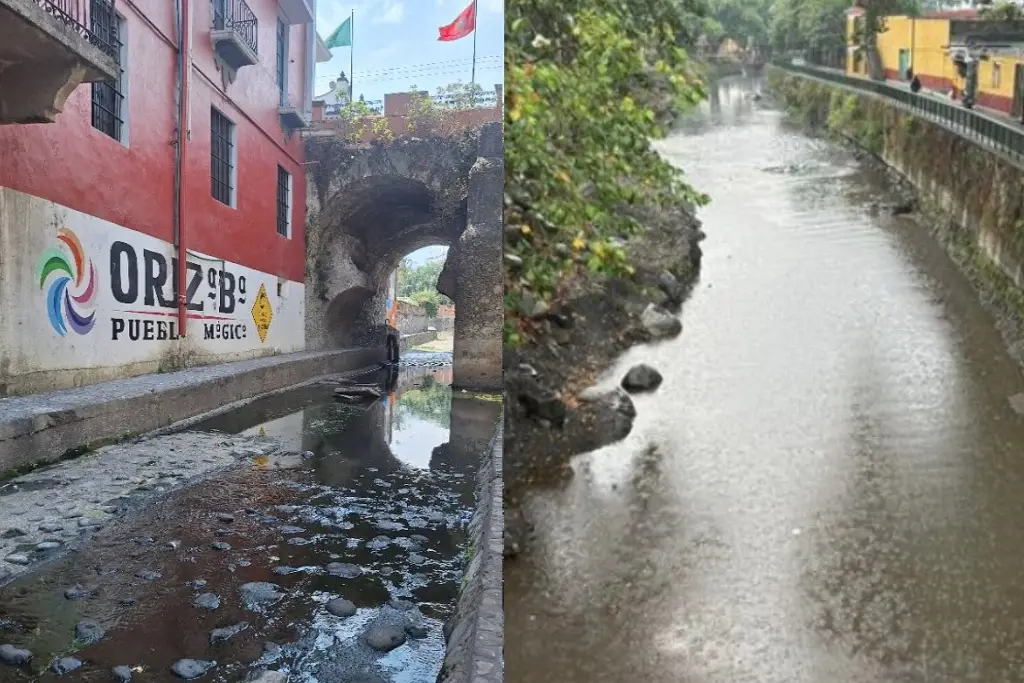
left=0, top=347, right=381, bottom=474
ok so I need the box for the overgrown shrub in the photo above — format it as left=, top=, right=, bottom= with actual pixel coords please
left=504, top=0, right=709, bottom=343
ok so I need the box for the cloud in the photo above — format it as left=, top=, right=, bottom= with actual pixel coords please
left=435, top=0, right=502, bottom=12
left=372, top=0, right=405, bottom=23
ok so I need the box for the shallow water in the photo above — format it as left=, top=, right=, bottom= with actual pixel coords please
left=506, top=77, right=1024, bottom=682
left=0, top=353, right=500, bottom=682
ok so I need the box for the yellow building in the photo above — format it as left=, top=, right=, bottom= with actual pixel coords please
left=844, top=10, right=1024, bottom=116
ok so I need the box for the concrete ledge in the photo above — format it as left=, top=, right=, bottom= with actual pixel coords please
left=400, top=331, right=438, bottom=353
left=0, top=347, right=382, bottom=474
left=438, top=413, right=503, bottom=683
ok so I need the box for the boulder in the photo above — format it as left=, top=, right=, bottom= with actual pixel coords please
left=640, top=303, right=682, bottom=339
left=621, top=364, right=663, bottom=393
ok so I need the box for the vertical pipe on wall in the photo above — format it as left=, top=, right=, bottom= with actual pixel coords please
left=175, top=0, right=192, bottom=336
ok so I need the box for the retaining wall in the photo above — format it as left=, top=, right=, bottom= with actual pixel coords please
left=769, top=67, right=1024, bottom=359
left=399, top=331, right=438, bottom=354
left=0, top=347, right=382, bottom=474
left=438, top=413, right=503, bottom=683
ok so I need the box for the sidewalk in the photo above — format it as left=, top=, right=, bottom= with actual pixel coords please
left=0, top=347, right=382, bottom=475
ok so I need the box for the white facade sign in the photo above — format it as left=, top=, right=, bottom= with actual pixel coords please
left=0, top=188, right=305, bottom=384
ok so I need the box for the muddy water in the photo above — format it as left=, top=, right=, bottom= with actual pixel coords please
left=0, top=355, right=500, bottom=682
left=505, top=77, right=1024, bottom=682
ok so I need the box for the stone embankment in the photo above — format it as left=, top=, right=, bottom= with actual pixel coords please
left=0, top=348, right=381, bottom=475
left=436, top=417, right=504, bottom=683
left=503, top=197, right=705, bottom=554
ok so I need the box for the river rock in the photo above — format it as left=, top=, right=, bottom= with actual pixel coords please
left=239, top=582, right=284, bottom=608
left=657, top=270, right=685, bottom=304
left=76, top=619, right=105, bottom=643
left=5, top=553, right=29, bottom=565
left=211, top=542, right=231, bottom=551
left=52, top=656, right=82, bottom=674
left=193, top=593, right=221, bottom=610
left=621, top=364, right=663, bottom=393
left=404, top=622, right=429, bottom=639
left=248, top=672, right=287, bottom=683
left=363, top=625, right=407, bottom=652
left=134, top=569, right=161, bottom=581
left=112, top=665, right=133, bottom=681
left=171, top=659, right=216, bottom=680
left=210, top=622, right=248, bottom=643
left=325, top=597, right=356, bottom=617
left=64, top=584, right=91, bottom=600
left=0, top=644, right=32, bottom=665
left=325, top=562, right=361, bottom=578
left=641, top=303, right=682, bottom=338
left=37, top=541, right=61, bottom=551
left=39, top=523, right=64, bottom=533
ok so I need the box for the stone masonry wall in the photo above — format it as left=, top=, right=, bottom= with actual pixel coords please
left=437, top=413, right=503, bottom=683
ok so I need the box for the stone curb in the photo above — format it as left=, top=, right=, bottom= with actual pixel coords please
left=0, top=348, right=382, bottom=475
left=437, top=411, right=503, bottom=683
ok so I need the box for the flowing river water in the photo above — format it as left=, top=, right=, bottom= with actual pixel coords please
left=505, top=76, right=1024, bottom=682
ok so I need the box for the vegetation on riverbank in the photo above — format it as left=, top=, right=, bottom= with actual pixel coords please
left=503, top=0, right=709, bottom=344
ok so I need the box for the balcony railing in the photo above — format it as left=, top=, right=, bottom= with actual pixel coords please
left=37, top=0, right=119, bottom=60
left=773, top=60, right=1024, bottom=167
left=212, top=0, right=258, bottom=56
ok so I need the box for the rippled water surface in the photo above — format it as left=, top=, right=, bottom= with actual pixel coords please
left=0, top=354, right=500, bottom=682
left=506, top=77, right=1024, bottom=683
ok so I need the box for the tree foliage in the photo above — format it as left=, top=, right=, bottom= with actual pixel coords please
left=504, top=0, right=709, bottom=342
left=396, top=257, right=452, bottom=318
left=405, top=82, right=489, bottom=136
left=769, top=0, right=918, bottom=71
left=704, top=0, right=773, bottom=50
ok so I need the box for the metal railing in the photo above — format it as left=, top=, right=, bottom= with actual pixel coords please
left=774, top=60, right=1024, bottom=165
left=37, top=0, right=119, bottom=60
left=212, top=0, right=258, bottom=56
left=431, top=91, right=498, bottom=109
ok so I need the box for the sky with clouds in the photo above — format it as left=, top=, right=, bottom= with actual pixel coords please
left=314, top=0, right=504, bottom=103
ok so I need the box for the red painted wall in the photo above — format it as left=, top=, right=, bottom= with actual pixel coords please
left=0, top=0, right=308, bottom=283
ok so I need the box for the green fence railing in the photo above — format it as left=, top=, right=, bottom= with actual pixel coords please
left=773, top=61, right=1024, bottom=164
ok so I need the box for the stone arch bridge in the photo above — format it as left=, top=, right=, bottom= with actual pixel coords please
left=304, top=123, right=502, bottom=391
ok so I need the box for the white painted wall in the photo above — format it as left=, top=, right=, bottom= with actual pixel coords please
left=0, top=187, right=305, bottom=394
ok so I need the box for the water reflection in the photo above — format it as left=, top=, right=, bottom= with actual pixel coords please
left=0, top=358, right=500, bottom=683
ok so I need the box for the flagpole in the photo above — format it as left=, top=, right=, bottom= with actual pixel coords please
left=470, top=0, right=478, bottom=90
left=349, top=9, right=355, bottom=101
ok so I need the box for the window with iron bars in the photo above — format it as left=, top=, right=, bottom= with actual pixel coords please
left=211, top=109, right=236, bottom=207
left=276, top=19, right=287, bottom=105
left=90, top=0, right=124, bottom=141
left=276, top=166, right=291, bottom=237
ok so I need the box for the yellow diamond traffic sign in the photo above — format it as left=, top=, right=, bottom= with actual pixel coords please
left=251, top=283, right=273, bottom=343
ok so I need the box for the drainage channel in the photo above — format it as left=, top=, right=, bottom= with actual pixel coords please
left=0, top=352, right=498, bottom=683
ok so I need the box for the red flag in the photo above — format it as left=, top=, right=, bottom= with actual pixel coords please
left=438, top=0, right=476, bottom=41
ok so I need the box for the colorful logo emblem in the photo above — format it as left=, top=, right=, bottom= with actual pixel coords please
left=38, top=227, right=98, bottom=337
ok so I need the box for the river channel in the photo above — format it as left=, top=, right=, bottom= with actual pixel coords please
left=505, top=76, right=1024, bottom=682
left=0, top=354, right=500, bottom=683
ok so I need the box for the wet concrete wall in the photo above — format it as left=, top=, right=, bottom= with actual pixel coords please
left=770, top=68, right=1024, bottom=349
left=399, top=331, right=438, bottom=354
left=452, top=123, right=504, bottom=392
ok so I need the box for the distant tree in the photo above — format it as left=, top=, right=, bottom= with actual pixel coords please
left=396, top=257, right=453, bottom=315
left=405, top=81, right=488, bottom=136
